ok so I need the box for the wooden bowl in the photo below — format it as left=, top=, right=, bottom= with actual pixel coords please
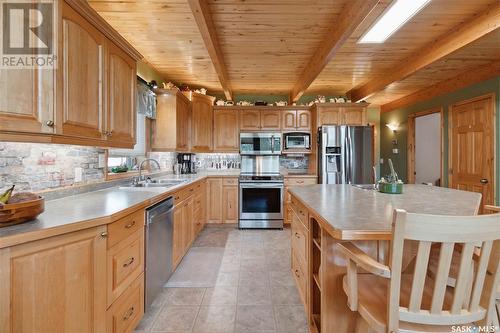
left=0, top=196, right=45, bottom=227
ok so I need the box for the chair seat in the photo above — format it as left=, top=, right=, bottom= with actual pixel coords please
left=344, top=274, right=475, bottom=333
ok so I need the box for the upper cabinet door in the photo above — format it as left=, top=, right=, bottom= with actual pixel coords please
left=296, top=110, right=311, bottom=131
left=318, top=108, right=341, bottom=126
left=191, top=94, right=214, bottom=152
left=0, top=68, right=54, bottom=134
left=59, top=3, right=105, bottom=139
left=240, top=110, right=261, bottom=131
left=281, top=111, right=297, bottom=131
left=214, top=109, right=239, bottom=152
left=343, top=108, right=366, bottom=125
left=176, top=95, right=191, bottom=151
left=260, top=110, right=281, bottom=130
left=106, top=40, right=136, bottom=147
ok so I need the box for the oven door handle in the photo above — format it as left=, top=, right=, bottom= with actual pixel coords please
left=239, top=183, right=284, bottom=188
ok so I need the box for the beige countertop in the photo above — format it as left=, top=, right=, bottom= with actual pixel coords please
left=0, top=171, right=240, bottom=248
left=289, top=184, right=484, bottom=240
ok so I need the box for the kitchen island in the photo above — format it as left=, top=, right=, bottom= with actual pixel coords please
left=287, top=184, right=483, bottom=333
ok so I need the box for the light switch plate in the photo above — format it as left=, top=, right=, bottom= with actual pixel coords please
left=392, top=148, right=399, bottom=154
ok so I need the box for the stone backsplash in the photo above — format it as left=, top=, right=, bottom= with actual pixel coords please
left=0, top=142, right=105, bottom=192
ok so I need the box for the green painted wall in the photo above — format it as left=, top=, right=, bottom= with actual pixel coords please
left=380, top=76, right=500, bottom=204
left=137, top=61, right=167, bottom=85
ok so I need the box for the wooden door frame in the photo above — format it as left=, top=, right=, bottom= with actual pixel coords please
left=448, top=92, right=496, bottom=203
left=407, top=107, right=444, bottom=184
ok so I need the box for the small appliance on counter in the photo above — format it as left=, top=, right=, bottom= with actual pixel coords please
left=176, top=153, right=196, bottom=174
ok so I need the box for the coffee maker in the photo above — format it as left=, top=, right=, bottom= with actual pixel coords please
left=176, top=153, right=196, bottom=174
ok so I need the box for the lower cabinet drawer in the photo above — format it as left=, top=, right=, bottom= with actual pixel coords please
left=107, top=228, right=144, bottom=306
left=291, top=212, right=308, bottom=265
left=107, top=273, right=144, bottom=333
left=290, top=196, right=308, bottom=226
left=292, top=252, right=307, bottom=307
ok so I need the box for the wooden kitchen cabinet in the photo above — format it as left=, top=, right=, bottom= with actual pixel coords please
left=240, top=109, right=261, bottom=130
left=151, top=88, right=191, bottom=152
left=0, top=0, right=141, bottom=149
left=282, top=110, right=297, bottom=131
left=260, top=110, right=281, bottom=130
left=106, top=274, right=144, bottom=333
left=188, top=92, right=215, bottom=152
left=241, top=109, right=281, bottom=131
left=281, top=110, right=311, bottom=131
left=297, top=110, right=311, bottom=131
left=222, top=181, right=239, bottom=224
left=214, top=108, right=240, bottom=152
left=106, top=40, right=137, bottom=146
left=58, top=2, right=106, bottom=140
left=0, top=68, right=54, bottom=134
left=314, top=103, right=368, bottom=126
left=207, top=178, right=223, bottom=223
left=343, top=107, right=366, bottom=125
left=0, top=225, right=108, bottom=333
left=173, top=205, right=184, bottom=268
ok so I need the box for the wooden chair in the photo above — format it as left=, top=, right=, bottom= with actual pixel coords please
left=339, top=209, right=500, bottom=333
left=485, top=205, right=500, bottom=330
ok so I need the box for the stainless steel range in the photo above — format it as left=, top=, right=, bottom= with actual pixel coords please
left=239, top=173, right=284, bottom=229
left=239, top=132, right=284, bottom=229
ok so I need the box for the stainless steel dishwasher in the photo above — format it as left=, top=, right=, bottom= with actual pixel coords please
left=145, top=196, right=174, bottom=309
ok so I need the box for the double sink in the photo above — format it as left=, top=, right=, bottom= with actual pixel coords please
left=119, top=178, right=188, bottom=190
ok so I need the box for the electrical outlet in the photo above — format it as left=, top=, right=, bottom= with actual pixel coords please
left=98, top=153, right=106, bottom=168
left=74, top=167, right=83, bottom=182
left=392, top=148, right=399, bottom=154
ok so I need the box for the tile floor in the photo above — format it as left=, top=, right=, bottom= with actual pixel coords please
left=135, top=225, right=310, bottom=333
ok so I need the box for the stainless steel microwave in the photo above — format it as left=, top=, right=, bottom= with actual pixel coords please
left=240, top=132, right=282, bottom=155
left=283, top=132, right=311, bottom=150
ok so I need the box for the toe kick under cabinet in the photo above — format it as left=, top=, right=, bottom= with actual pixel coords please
left=0, top=208, right=147, bottom=333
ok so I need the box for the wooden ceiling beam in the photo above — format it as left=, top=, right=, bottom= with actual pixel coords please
left=289, top=0, right=380, bottom=102
left=348, top=2, right=500, bottom=103
left=380, top=59, right=500, bottom=113
left=188, top=0, right=233, bottom=100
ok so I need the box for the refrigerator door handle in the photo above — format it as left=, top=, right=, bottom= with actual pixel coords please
left=343, top=135, right=349, bottom=184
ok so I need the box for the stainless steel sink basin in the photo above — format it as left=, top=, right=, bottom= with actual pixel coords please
left=119, top=179, right=187, bottom=190
left=352, top=184, right=377, bottom=190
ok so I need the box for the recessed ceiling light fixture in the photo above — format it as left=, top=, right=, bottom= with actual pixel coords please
left=359, top=0, right=431, bottom=44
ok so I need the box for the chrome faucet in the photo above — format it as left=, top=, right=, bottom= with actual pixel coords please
left=136, top=158, right=161, bottom=183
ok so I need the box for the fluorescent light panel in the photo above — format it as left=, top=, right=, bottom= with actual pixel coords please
left=359, top=0, right=431, bottom=43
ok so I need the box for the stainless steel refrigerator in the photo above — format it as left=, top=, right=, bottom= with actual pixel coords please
left=318, top=125, right=374, bottom=184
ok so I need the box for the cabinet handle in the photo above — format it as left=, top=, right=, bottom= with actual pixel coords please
left=46, top=120, right=54, bottom=127
left=480, top=178, right=489, bottom=184
left=125, top=221, right=136, bottom=229
left=100, top=231, right=108, bottom=238
left=123, top=306, right=135, bottom=321
left=294, top=269, right=300, bottom=277
left=123, top=257, right=135, bottom=268
left=299, top=210, right=303, bottom=215
left=297, top=180, right=304, bottom=184
left=295, top=232, right=300, bottom=238
left=189, top=188, right=194, bottom=192
left=175, top=196, right=180, bottom=200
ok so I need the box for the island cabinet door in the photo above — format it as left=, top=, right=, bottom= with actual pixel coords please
left=58, top=2, right=106, bottom=140
left=0, top=226, right=107, bottom=333
left=106, top=40, right=137, bottom=148
left=214, top=109, right=239, bottom=152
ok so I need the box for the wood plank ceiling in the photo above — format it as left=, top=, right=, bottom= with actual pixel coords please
left=89, top=0, right=500, bottom=106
